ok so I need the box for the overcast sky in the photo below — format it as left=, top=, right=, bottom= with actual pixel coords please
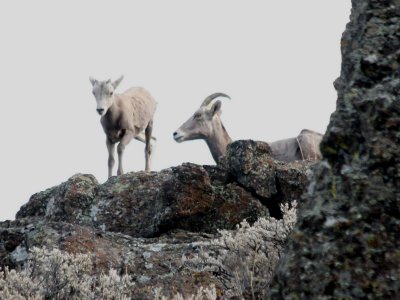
left=0, top=1, right=351, bottom=221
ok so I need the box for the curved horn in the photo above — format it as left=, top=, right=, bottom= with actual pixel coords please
left=201, top=92, right=231, bottom=107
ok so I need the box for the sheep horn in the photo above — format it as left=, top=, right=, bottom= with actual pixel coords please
left=201, top=93, right=231, bottom=107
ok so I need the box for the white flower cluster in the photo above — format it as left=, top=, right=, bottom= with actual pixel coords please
left=183, top=202, right=297, bottom=299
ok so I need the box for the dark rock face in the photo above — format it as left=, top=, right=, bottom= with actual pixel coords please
left=15, top=164, right=270, bottom=239
left=17, top=174, right=99, bottom=224
left=1, top=140, right=312, bottom=297
left=220, top=140, right=277, bottom=198
left=15, top=140, right=310, bottom=238
left=269, top=1, right=400, bottom=299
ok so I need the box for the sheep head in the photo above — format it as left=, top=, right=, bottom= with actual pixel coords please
left=173, top=93, right=230, bottom=142
left=89, top=75, right=124, bottom=116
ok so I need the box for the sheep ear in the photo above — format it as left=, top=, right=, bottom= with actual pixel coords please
left=209, top=100, right=222, bottom=118
left=89, top=77, right=97, bottom=86
left=113, top=75, right=124, bottom=89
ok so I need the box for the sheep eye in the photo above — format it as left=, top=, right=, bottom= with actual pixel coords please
left=193, top=113, right=202, bottom=120
left=109, top=91, right=113, bottom=96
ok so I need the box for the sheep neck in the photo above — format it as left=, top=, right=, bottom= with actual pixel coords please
left=206, top=119, right=232, bottom=163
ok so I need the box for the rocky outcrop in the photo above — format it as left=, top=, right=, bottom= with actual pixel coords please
left=1, top=140, right=311, bottom=298
left=15, top=141, right=308, bottom=239
left=269, top=1, right=400, bottom=299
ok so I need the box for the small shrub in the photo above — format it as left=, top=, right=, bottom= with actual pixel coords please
left=183, top=202, right=297, bottom=299
left=0, top=247, right=135, bottom=300
left=0, top=203, right=297, bottom=299
left=153, top=284, right=217, bottom=300
left=0, top=247, right=217, bottom=300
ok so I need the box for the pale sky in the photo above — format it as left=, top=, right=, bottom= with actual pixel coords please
left=0, top=1, right=351, bottom=221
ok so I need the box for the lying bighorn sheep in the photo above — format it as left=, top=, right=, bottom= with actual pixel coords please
left=270, top=129, right=323, bottom=162
left=173, top=93, right=322, bottom=162
left=89, top=76, right=157, bottom=177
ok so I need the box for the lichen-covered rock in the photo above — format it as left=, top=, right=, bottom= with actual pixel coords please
left=221, top=140, right=311, bottom=218
left=275, top=161, right=311, bottom=206
left=16, top=174, right=99, bottom=224
left=0, top=219, right=221, bottom=299
left=220, top=140, right=277, bottom=198
left=13, top=142, right=311, bottom=239
left=91, top=163, right=271, bottom=237
left=14, top=166, right=272, bottom=238
left=1, top=139, right=314, bottom=298
left=269, top=1, right=400, bottom=299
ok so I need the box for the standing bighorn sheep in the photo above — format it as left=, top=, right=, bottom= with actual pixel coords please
left=173, top=93, right=322, bottom=162
left=89, top=76, right=157, bottom=177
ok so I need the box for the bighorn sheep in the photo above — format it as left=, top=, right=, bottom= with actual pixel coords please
left=173, top=93, right=322, bottom=162
left=89, top=76, right=157, bottom=177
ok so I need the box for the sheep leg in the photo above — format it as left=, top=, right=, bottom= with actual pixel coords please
left=117, top=131, right=134, bottom=176
left=144, top=120, right=153, bottom=172
left=134, top=132, right=146, bottom=143
left=135, top=132, right=156, bottom=144
left=106, top=138, right=116, bottom=178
